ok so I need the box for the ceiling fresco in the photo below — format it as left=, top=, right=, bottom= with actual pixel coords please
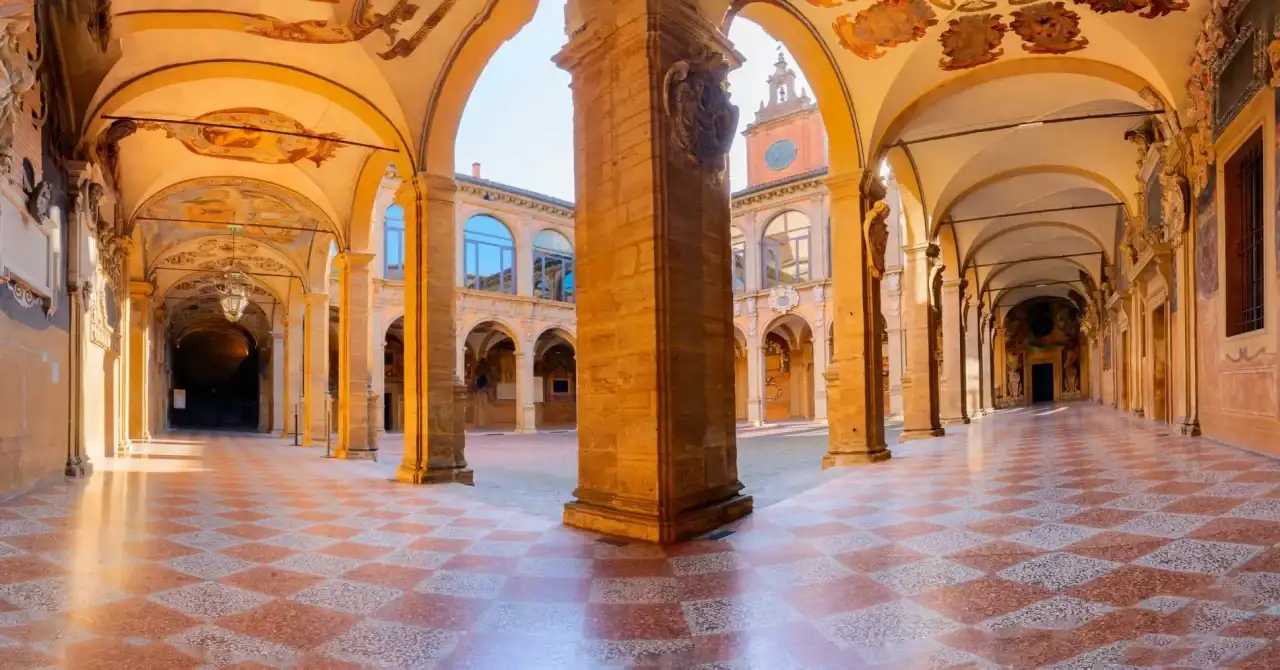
left=809, top=0, right=1190, bottom=70
left=136, top=108, right=346, bottom=167
left=167, top=295, right=272, bottom=347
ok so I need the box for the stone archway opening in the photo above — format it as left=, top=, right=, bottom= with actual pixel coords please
left=462, top=321, right=518, bottom=431
left=383, top=317, right=405, bottom=432
left=168, top=323, right=262, bottom=431
left=533, top=329, right=576, bottom=430
left=762, top=315, right=815, bottom=422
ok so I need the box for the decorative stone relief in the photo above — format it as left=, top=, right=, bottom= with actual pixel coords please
left=733, top=300, right=742, bottom=317
left=746, top=296, right=757, bottom=315
left=1160, top=166, right=1188, bottom=247
left=863, top=199, right=890, bottom=278
left=664, top=46, right=739, bottom=176
left=1270, top=27, right=1280, bottom=88
left=812, top=285, right=824, bottom=303
left=767, top=286, right=800, bottom=314
left=1185, top=2, right=1229, bottom=195
left=86, top=0, right=112, bottom=52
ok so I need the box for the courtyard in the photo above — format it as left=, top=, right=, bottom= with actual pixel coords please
left=0, top=404, right=1278, bottom=668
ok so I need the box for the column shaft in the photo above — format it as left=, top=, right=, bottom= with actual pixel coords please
left=556, top=0, right=751, bottom=542
left=939, top=280, right=968, bottom=425
left=515, top=346, right=536, bottom=433
left=964, top=300, right=981, bottom=417
left=745, top=340, right=764, bottom=426
left=900, top=244, right=944, bottom=441
left=823, top=173, right=889, bottom=466
left=302, top=293, right=328, bottom=446
left=336, top=252, right=376, bottom=459
left=812, top=322, right=829, bottom=421
left=272, top=331, right=286, bottom=433
left=126, top=283, right=152, bottom=442
left=396, top=174, right=472, bottom=485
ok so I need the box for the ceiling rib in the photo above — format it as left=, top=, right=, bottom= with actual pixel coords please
left=102, top=114, right=399, bottom=153
left=970, top=251, right=1102, bottom=270
left=948, top=202, right=1122, bottom=225
left=894, top=109, right=1161, bottom=147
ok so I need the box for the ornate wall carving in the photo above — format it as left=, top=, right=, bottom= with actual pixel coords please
left=664, top=46, right=738, bottom=177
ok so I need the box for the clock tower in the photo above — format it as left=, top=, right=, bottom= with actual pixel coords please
left=742, top=54, right=827, bottom=188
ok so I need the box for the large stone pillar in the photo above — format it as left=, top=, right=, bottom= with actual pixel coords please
left=900, top=243, right=944, bottom=441
left=335, top=251, right=375, bottom=459
left=745, top=335, right=765, bottom=426
left=822, top=173, right=890, bottom=467
left=515, top=342, right=537, bottom=433
left=555, top=0, right=751, bottom=542
left=979, top=311, right=994, bottom=415
left=964, top=296, right=981, bottom=417
left=126, top=281, right=152, bottom=442
left=396, top=174, right=472, bottom=485
left=812, top=320, right=829, bottom=421
left=885, top=272, right=905, bottom=418
left=281, top=311, right=302, bottom=438
left=372, top=317, right=387, bottom=435
left=939, top=279, right=968, bottom=426
left=271, top=329, right=286, bottom=432
left=301, top=292, right=328, bottom=446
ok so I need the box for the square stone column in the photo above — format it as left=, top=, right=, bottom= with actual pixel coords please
left=900, top=243, right=944, bottom=441
left=939, top=279, right=969, bottom=426
left=812, top=319, right=829, bottom=421
left=964, top=297, right=981, bottom=417
left=126, top=281, right=152, bottom=442
left=514, top=343, right=537, bottom=433
left=978, top=311, right=994, bottom=415
left=271, top=330, right=286, bottom=433
left=555, top=0, right=751, bottom=542
left=395, top=174, right=472, bottom=485
left=745, top=336, right=765, bottom=426
left=301, top=292, right=329, bottom=446
left=335, top=251, right=376, bottom=460
left=823, top=173, right=890, bottom=467
left=281, top=311, right=303, bottom=438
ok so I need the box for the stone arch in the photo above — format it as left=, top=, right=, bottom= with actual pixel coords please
left=933, top=166, right=1134, bottom=240
left=534, top=324, right=577, bottom=350
left=965, top=222, right=1110, bottom=274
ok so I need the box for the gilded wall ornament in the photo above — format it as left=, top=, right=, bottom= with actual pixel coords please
left=1269, top=31, right=1279, bottom=88
left=833, top=0, right=939, bottom=60
left=1011, top=2, right=1089, bottom=54
left=1185, top=4, right=1229, bottom=195
left=863, top=199, right=891, bottom=278
left=137, top=108, right=344, bottom=167
left=939, top=13, right=1008, bottom=71
left=664, top=47, right=739, bottom=176
left=1160, top=169, right=1188, bottom=246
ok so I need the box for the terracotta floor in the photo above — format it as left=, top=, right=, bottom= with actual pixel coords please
left=2, top=405, right=1279, bottom=669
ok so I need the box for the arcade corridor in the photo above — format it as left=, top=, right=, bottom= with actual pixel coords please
left=1, top=405, right=1278, bottom=668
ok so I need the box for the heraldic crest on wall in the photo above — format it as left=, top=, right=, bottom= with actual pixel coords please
left=664, top=46, right=739, bottom=176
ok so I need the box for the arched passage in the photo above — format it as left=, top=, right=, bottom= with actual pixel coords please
left=762, top=314, right=815, bottom=422
left=383, top=316, right=405, bottom=432
left=462, top=320, right=519, bottom=431
left=166, top=300, right=271, bottom=431
left=533, top=328, right=577, bottom=429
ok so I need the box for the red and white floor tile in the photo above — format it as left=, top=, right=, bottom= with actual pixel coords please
left=1, top=405, right=1279, bottom=668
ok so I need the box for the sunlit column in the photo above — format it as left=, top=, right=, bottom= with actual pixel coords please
left=271, top=329, right=286, bottom=432
left=514, top=343, right=536, bottom=433
left=396, top=174, right=472, bottom=485
left=335, top=251, right=376, bottom=459
left=900, top=242, right=944, bottom=441
left=964, top=294, right=982, bottom=418
left=746, top=337, right=764, bottom=426
left=556, top=0, right=750, bottom=541
left=126, top=281, right=152, bottom=443
left=938, top=279, right=969, bottom=426
left=372, top=318, right=387, bottom=435
left=301, top=292, right=328, bottom=446
left=885, top=271, right=904, bottom=418
left=979, top=311, right=994, bottom=415
left=812, top=320, right=828, bottom=421
left=823, top=172, right=890, bottom=466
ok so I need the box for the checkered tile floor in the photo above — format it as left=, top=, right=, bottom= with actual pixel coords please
left=2, top=404, right=1279, bottom=668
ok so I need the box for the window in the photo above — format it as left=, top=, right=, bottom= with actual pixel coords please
left=761, top=211, right=811, bottom=288
left=730, top=226, right=746, bottom=293
left=384, top=204, right=405, bottom=280
left=1225, top=130, right=1265, bottom=336
left=328, top=241, right=338, bottom=276
left=464, top=215, right=516, bottom=294
left=532, top=229, right=574, bottom=302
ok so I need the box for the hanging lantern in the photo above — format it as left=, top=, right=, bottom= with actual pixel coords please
left=217, top=271, right=250, bottom=322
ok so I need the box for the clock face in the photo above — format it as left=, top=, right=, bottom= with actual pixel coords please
left=765, top=139, right=798, bottom=170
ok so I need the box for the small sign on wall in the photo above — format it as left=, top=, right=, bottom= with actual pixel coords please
left=173, top=389, right=186, bottom=410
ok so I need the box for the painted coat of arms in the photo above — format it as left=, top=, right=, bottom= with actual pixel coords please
left=834, top=0, right=939, bottom=60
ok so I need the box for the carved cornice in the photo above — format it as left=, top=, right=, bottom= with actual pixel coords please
left=732, top=172, right=827, bottom=211
left=455, top=180, right=574, bottom=218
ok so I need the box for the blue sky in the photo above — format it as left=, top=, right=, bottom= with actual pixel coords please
left=454, top=4, right=810, bottom=201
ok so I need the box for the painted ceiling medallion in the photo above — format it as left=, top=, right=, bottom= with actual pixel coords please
left=834, top=0, right=939, bottom=60
left=1010, top=2, right=1089, bottom=54
left=234, top=0, right=455, bottom=60
left=137, top=108, right=344, bottom=167
left=1073, top=0, right=1188, bottom=18
left=939, top=13, right=1008, bottom=70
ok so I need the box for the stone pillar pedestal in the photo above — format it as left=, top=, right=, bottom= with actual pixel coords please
left=555, top=1, right=751, bottom=542
left=302, top=292, right=328, bottom=446
left=395, top=174, right=472, bottom=485
left=335, top=252, right=376, bottom=460
left=822, top=172, right=890, bottom=467
left=900, top=243, right=944, bottom=441
left=939, top=279, right=969, bottom=426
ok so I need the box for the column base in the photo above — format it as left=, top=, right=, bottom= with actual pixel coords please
left=899, top=427, right=946, bottom=443
left=395, top=463, right=475, bottom=486
left=336, top=447, right=378, bottom=461
left=563, top=493, right=753, bottom=544
left=1174, top=419, right=1201, bottom=437
left=822, top=448, right=892, bottom=469
left=64, top=458, right=92, bottom=478
left=940, top=416, right=970, bottom=426
left=1131, top=408, right=1145, bottom=418
left=514, top=427, right=538, bottom=435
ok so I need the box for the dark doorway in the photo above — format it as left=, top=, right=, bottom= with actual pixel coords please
left=171, top=329, right=260, bottom=430
left=384, top=392, right=393, bottom=432
left=1031, top=364, right=1055, bottom=404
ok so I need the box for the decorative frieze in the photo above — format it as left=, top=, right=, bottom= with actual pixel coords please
left=455, top=181, right=573, bottom=218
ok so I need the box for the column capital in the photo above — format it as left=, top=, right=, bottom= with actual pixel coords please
left=334, top=251, right=376, bottom=271
left=127, top=280, right=153, bottom=298
left=394, top=172, right=457, bottom=209
left=303, top=292, right=328, bottom=306
left=555, top=0, right=734, bottom=73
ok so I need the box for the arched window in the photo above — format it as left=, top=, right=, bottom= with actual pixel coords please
left=532, top=229, right=574, bottom=303
left=384, top=204, right=405, bottom=280
left=730, top=226, right=746, bottom=293
left=463, top=215, right=515, bottom=294
left=762, top=211, right=811, bottom=287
